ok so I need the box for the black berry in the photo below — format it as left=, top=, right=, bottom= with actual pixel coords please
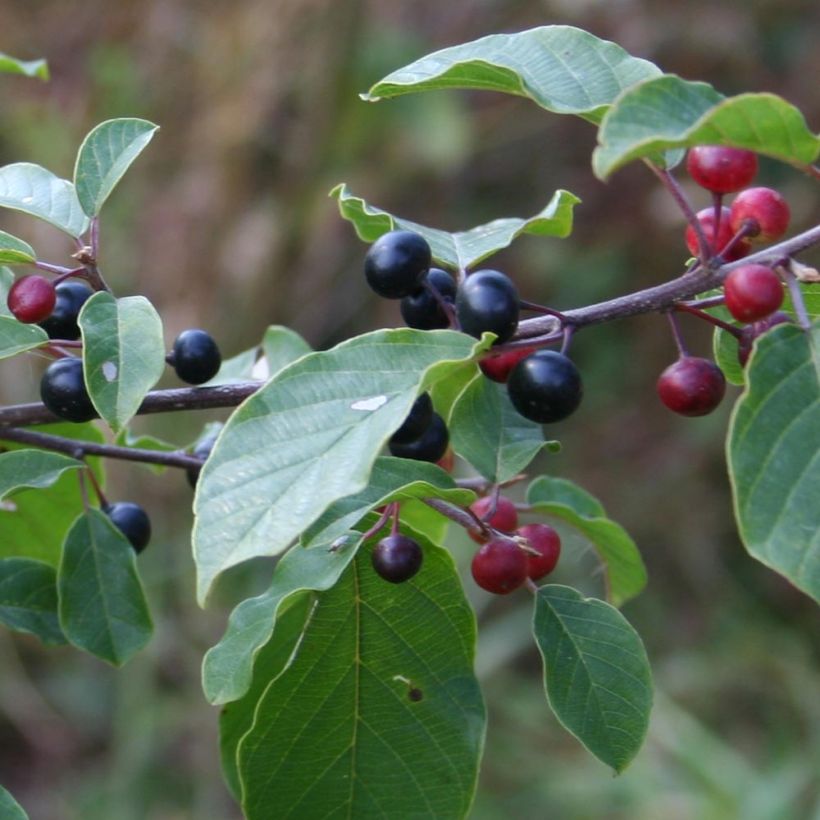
left=40, top=358, right=97, bottom=423
left=388, top=412, right=449, bottom=463
left=170, top=329, right=222, bottom=385
left=38, top=281, right=93, bottom=340
left=372, top=534, right=423, bottom=583
left=364, top=230, right=431, bottom=299
left=507, top=350, right=583, bottom=424
left=400, top=268, right=456, bottom=329
left=390, top=393, right=433, bottom=445
left=455, top=270, right=519, bottom=344
left=104, top=501, right=152, bottom=553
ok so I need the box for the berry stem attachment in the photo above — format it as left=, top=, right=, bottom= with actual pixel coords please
left=673, top=303, right=744, bottom=338
left=360, top=503, right=396, bottom=542
left=712, top=192, right=723, bottom=238
left=560, top=325, right=574, bottom=356
left=33, top=261, right=81, bottom=277
left=84, top=463, right=108, bottom=509
left=518, top=300, right=568, bottom=323
left=422, top=497, right=487, bottom=539
left=666, top=310, right=689, bottom=356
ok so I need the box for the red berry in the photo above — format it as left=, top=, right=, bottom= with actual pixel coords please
left=685, top=207, right=751, bottom=261
left=686, top=146, right=758, bottom=194
left=479, top=347, right=535, bottom=383
left=7, top=275, right=56, bottom=323
left=468, top=495, right=518, bottom=544
left=724, top=264, right=783, bottom=324
left=471, top=537, right=528, bottom=594
left=518, top=523, right=561, bottom=581
left=657, top=357, right=726, bottom=417
left=729, top=187, right=790, bottom=243
left=436, top=447, right=455, bottom=474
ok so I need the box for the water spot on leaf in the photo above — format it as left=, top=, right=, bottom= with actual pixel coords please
left=351, top=395, right=387, bottom=411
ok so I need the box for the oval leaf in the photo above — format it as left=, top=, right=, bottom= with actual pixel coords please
left=74, top=118, right=159, bottom=217
left=0, top=786, right=29, bottom=820
left=593, top=75, right=820, bottom=178
left=527, top=476, right=647, bottom=606
left=0, top=51, right=48, bottom=80
left=79, top=292, right=165, bottom=432
left=58, top=509, right=153, bottom=665
left=331, top=183, right=579, bottom=271
left=0, top=163, right=89, bottom=237
left=236, top=540, right=485, bottom=820
left=0, top=230, right=36, bottom=264
left=193, top=328, right=484, bottom=604
left=0, top=450, right=84, bottom=499
left=533, top=584, right=652, bottom=773
left=261, top=325, right=312, bottom=376
left=450, top=374, right=550, bottom=483
left=0, top=316, right=48, bottom=359
left=727, top=322, right=820, bottom=601
left=363, top=26, right=661, bottom=125
left=0, top=557, right=65, bottom=645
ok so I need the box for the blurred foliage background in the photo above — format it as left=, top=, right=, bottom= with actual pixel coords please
left=0, top=0, right=818, bottom=818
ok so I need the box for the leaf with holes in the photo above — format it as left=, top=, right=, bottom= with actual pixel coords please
left=332, top=183, right=579, bottom=272
left=727, top=322, right=820, bottom=602
left=79, top=292, right=165, bottom=432
left=533, top=584, right=652, bottom=773
left=74, top=119, right=159, bottom=217
left=0, top=557, right=65, bottom=645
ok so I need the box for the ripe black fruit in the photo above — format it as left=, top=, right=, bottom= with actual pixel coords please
left=388, top=412, right=449, bottom=463
left=105, top=501, right=152, bottom=553
left=40, top=357, right=97, bottom=423
left=170, top=329, right=222, bottom=385
left=390, top=393, right=433, bottom=445
left=364, top=230, right=431, bottom=299
left=400, top=268, right=456, bottom=329
left=38, top=281, right=93, bottom=340
left=507, top=350, right=583, bottom=423
left=455, top=270, right=519, bottom=344
left=372, top=534, right=423, bottom=583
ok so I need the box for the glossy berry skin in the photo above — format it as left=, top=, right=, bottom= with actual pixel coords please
left=7, top=275, right=56, bottom=323
left=686, top=146, right=758, bottom=194
left=729, top=187, right=790, bottom=243
left=400, top=268, right=456, bottom=329
left=723, top=264, right=783, bottom=323
left=455, top=270, right=519, bottom=344
left=685, top=207, right=751, bottom=261
left=39, top=281, right=93, bottom=340
left=479, top=346, right=535, bottom=383
left=471, top=537, right=528, bottom=595
left=518, top=523, right=561, bottom=581
left=105, top=501, right=151, bottom=553
left=737, top=312, right=791, bottom=367
left=372, top=534, right=423, bottom=583
left=507, top=350, right=583, bottom=424
left=468, top=495, right=519, bottom=544
left=365, top=230, right=431, bottom=299
left=657, top=357, right=726, bottom=417
left=40, top=358, right=97, bottom=423
left=390, top=393, right=434, bottom=445
left=389, top=413, right=449, bottom=463
left=171, top=329, right=222, bottom=385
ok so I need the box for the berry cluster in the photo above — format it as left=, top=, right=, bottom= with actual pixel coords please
left=387, top=393, right=449, bottom=463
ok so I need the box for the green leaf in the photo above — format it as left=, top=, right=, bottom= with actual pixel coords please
left=0, top=52, right=48, bottom=80
left=79, top=292, right=165, bottom=432
left=0, top=450, right=84, bottom=499
left=332, top=183, right=579, bottom=271
left=450, top=374, right=551, bottom=483
left=261, top=325, right=312, bottom=376
left=301, top=456, right=472, bottom=549
left=114, top=428, right=178, bottom=474
left=193, top=328, right=485, bottom=604
left=58, top=509, right=153, bottom=665
left=363, top=26, right=661, bottom=125
left=74, top=119, right=159, bottom=217
left=0, top=316, right=48, bottom=359
left=533, top=584, right=652, bottom=772
left=0, top=267, right=14, bottom=316
left=527, top=476, right=646, bottom=606
left=236, top=540, right=485, bottom=819
left=0, top=163, right=89, bottom=237
left=593, top=75, right=820, bottom=179
left=0, top=557, right=65, bottom=645
left=727, top=322, right=820, bottom=602
left=0, top=424, right=105, bottom=565
left=0, top=785, right=29, bottom=820
left=0, top=230, right=36, bottom=264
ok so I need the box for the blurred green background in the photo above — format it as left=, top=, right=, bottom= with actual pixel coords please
left=0, top=1, right=819, bottom=818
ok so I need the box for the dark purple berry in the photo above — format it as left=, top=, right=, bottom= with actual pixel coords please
left=40, top=357, right=97, bottom=423
left=8, top=275, right=56, bottom=323
left=364, top=230, right=431, bottom=299
left=170, top=329, right=222, bottom=385
left=507, top=350, right=583, bottom=424
left=455, top=270, right=519, bottom=344
left=38, top=281, right=93, bottom=340
left=390, top=393, right=433, bottom=445
left=104, top=501, right=151, bottom=553
left=400, top=268, right=456, bottom=329
left=372, top=534, right=423, bottom=583
left=388, top=413, right=449, bottom=463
